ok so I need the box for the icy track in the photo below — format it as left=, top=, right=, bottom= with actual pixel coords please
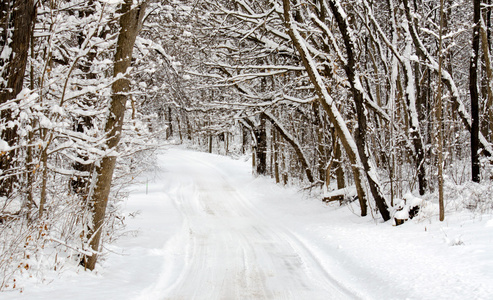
left=138, top=150, right=355, bottom=300
left=6, top=147, right=493, bottom=299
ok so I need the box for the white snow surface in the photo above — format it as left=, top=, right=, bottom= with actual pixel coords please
left=4, top=147, right=493, bottom=299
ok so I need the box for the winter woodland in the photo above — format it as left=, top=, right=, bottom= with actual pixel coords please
left=1, top=0, right=492, bottom=295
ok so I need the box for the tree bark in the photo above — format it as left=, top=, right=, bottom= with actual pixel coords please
left=83, top=0, right=147, bottom=271
left=400, top=17, right=428, bottom=195
left=313, top=102, right=326, bottom=183
left=437, top=0, right=446, bottom=221
left=327, top=0, right=390, bottom=221
left=0, top=0, right=36, bottom=196
left=243, top=116, right=268, bottom=176
left=471, top=0, right=481, bottom=182
left=480, top=16, right=493, bottom=141
left=71, top=0, right=98, bottom=196
left=273, top=129, right=280, bottom=184
left=167, top=106, right=173, bottom=139
left=334, top=140, right=345, bottom=190
left=255, top=116, right=267, bottom=175
left=282, top=0, right=368, bottom=217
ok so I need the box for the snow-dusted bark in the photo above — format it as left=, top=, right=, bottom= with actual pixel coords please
left=84, top=0, right=147, bottom=271
left=470, top=0, right=481, bottom=182
left=402, top=0, right=492, bottom=158
left=256, top=116, right=267, bottom=175
left=400, top=16, right=427, bottom=195
left=480, top=17, right=493, bottom=141
left=326, top=0, right=390, bottom=221
left=311, top=11, right=391, bottom=124
left=0, top=0, right=36, bottom=196
left=281, top=0, right=368, bottom=217
left=361, top=0, right=427, bottom=195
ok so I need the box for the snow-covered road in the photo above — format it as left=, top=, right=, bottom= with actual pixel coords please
left=5, top=147, right=493, bottom=300
left=140, top=150, right=354, bottom=299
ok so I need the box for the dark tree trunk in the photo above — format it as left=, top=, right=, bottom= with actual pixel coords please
left=471, top=0, right=481, bottom=182
left=327, top=0, right=390, bottom=221
left=334, top=140, right=345, bottom=190
left=255, top=116, right=267, bottom=175
left=415, top=64, right=429, bottom=195
left=488, top=0, right=492, bottom=49
left=0, top=0, right=36, bottom=196
left=313, top=102, right=326, bottom=183
left=83, top=0, right=147, bottom=271
left=242, top=125, right=249, bottom=154
left=167, top=106, right=173, bottom=139
left=71, top=116, right=94, bottom=194
left=273, top=129, right=280, bottom=184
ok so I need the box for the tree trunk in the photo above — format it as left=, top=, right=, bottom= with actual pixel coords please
left=242, top=125, right=249, bottom=154
left=480, top=16, right=493, bottom=141
left=400, top=19, right=428, bottom=195
left=282, top=0, right=368, bottom=217
left=437, top=0, right=446, bottom=221
left=313, top=102, right=326, bottom=183
left=327, top=0, right=390, bottom=221
left=471, top=0, right=481, bottom=182
left=0, top=0, right=36, bottom=196
left=83, top=0, right=147, bottom=271
left=334, top=140, right=345, bottom=190
left=255, top=116, right=267, bottom=175
left=39, top=144, right=49, bottom=219
left=273, top=129, right=280, bottom=184
left=208, top=134, right=213, bottom=153
left=71, top=1, right=99, bottom=196
left=186, top=114, right=192, bottom=140
left=225, top=132, right=229, bottom=155
left=167, top=106, right=173, bottom=139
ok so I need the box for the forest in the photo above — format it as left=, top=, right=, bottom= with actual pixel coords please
left=1, top=0, right=492, bottom=293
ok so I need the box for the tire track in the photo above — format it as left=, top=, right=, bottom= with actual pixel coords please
left=154, top=150, right=358, bottom=299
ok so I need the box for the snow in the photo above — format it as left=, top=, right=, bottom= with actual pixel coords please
left=0, top=139, right=10, bottom=152
left=0, top=45, right=11, bottom=60
left=3, top=148, right=493, bottom=299
left=52, top=105, right=65, bottom=116
left=403, top=192, right=423, bottom=207
left=99, top=0, right=124, bottom=5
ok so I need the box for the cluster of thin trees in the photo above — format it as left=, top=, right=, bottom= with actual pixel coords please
left=1, top=0, right=493, bottom=289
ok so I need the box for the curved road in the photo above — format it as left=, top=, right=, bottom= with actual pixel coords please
left=151, top=150, right=356, bottom=300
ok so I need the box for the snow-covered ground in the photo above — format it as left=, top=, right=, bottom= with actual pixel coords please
left=3, top=147, right=493, bottom=299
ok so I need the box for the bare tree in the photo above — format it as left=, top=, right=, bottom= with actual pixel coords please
left=282, top=0, right=369, bottom=217
left=437, top=0, right=445, bottom=221
left=325, top=0, right=390, bottom=221
left=83, top=0, right=148, bottom=271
